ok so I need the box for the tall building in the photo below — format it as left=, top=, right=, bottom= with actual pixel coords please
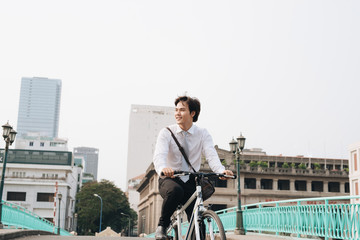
left=73, top=147, right=99, bottom=181
left=349, top=142, right=360, bottom=204
left=126, top=105, right=174, bottom=184
left=16, top=77, right=62, bottom=138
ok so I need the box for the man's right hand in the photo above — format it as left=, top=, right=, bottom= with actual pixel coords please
left=161, top=167, right=175, bottom=178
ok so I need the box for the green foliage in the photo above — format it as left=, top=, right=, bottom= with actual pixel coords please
left=221, top=160, right=227, bottom=166
left=75, top=180, right=137, bottom=235
left=298, top=163, right=306, bottom=169
left=240, top=160, right=245, bottom=165
left=290, top=163, right=296, bottom=168
left=313, top=163, right=321, bottom=170
left=258, top=161, right=268, bottom=168
left=282, top=162, right=289, bottom=168
left=249, top=161, right=258, bottom=167
left=344, top=168, right=349, bottom=172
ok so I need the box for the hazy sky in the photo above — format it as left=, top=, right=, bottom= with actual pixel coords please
left=1, top=0, right=359, bottom=191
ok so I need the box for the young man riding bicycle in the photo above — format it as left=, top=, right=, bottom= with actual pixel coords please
left=153, top=95, right=234, bottom=240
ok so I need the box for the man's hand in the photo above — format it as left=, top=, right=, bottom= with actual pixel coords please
left=220, top=170, right=234, bottom=180
left=161, top=167, right=175, bottom=178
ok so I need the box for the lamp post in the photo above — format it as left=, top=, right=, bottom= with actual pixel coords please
left=229, top=133, right=246, bottom=235
left=0, top=122, right=17, bottom=229
left=93, top=194, right=103, bottom=233
left=57, top=193, right=62, bottom=235
left=121, top=212, right=131, bottom=237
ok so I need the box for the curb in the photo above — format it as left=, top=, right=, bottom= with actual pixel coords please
left=0, top=230, right=54, bottom=240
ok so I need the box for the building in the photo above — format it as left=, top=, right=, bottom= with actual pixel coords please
left=73, top=147, right=99, bottom=181
left=136, top=146, right=349, bottom=234
left=0, top=148, right=82, bottom=232
left=15, top=132, right=68, bottom=151
left=348, top=142, right=360, bottom=204
left=126, top=105, right=174, bottom=184
left=16, top=77, right=62, bottom=140
left=127, top=173, right=145, bottom=213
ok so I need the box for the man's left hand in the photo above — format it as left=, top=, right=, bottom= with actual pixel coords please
left=220, top=170, right=234, bottom=180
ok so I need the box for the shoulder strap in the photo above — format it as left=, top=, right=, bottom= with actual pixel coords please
left=166, top=127, right=196, bottom=172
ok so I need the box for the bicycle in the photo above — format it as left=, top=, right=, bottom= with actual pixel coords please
left=164, top=171, right=236, bottom=240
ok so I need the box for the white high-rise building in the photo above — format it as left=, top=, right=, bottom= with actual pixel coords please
left=349, top=142, right=360, bottom=204
left=16, top=77, right=62, bottom=138
left=126, top=105, right=174, bottom=212
left=126, top=105, right=174, bottom=183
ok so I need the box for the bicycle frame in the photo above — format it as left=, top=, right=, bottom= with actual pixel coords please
left=170, top=179, right=206, bottom=240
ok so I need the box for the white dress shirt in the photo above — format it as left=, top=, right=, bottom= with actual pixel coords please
left=153, top=124, right=225, bottom=176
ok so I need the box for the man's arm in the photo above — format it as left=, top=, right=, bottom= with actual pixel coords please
left=153, top=128, right=172, bottom=176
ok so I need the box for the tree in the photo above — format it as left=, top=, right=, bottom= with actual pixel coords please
left=75, top=179, right=137, bottom=235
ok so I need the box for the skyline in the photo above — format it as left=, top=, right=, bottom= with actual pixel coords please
left=1, top=0, right=359, bottom=191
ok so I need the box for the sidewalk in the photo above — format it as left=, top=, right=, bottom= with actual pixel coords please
left=226, top=232, right=320, bottom=240
left=0, top=229, right=54, bottom=239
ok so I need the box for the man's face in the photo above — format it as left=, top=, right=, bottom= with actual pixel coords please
left=175, top=101, right=195, bottom=127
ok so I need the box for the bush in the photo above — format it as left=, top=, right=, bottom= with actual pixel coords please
left=249, top=161, right=258, bottom=167
left=282, top=162, right=289, bottom=168
left=290, top=163, right=296, bottom=168
left=313, top=163, right=321, bottom=170
left=258, top=161, right=268, bottom=168
left=298, top=163, right=306, bottom=169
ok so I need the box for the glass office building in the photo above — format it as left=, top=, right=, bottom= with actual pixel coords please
left=16, top=77, right=62, bottom=138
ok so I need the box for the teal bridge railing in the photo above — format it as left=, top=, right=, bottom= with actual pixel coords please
left=147, top=195, right=360, bottom=240
left=1, top=200, right=72, bottom=236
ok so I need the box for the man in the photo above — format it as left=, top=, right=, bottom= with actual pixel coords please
left=153, top=95, right=234, bottom=240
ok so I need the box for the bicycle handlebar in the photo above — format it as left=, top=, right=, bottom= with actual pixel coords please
left=161, top=171, right=237, bottom=179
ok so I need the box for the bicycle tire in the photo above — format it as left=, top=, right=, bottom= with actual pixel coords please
left=199, top=210, right=226, bottom=240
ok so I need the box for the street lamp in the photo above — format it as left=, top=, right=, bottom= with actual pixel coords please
left=93, top=194, right=103, bottom=233
left=57, top=193, right=62, bottom=235
left=0, top=122, right=17, bottom=229
left=229, top=133, right=246, bottom=235
left=120, top=212, right=131, bottom=237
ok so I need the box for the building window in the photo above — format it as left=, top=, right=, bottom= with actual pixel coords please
left=209, top=204, right=227, bottom=212
left=354, top=153, right=358, bottom=171
left=37, top=193, right=54, bottom=202
left=312, top=181, right=323, bottom=192
left=211, top=178, right=227, bottom=188
left=295, top=181, right=307, bottom=191
left=345, top=182, right=350, bottom=193
left=7, top=192, right=26, bottom=201
left=278, top=180, right=290, bottom=190
left=245, top=178, right=256, bottom=189
left=328, top=182, right=340, bottom=192
left=40, top=142, right=45, bottom=147
left=29, top=142, right=34, bottom=146
left=261, top=179, right=273, bottom=190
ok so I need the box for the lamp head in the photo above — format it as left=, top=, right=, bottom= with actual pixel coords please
left=58, top=193, right=62, bottom=200
left=237, top=133, right=246, bottom=151
left=9, top=129, right=17, bottom=145
left=2, top=122, right=12, bottom=140
left=229, top=137, right=238, bottom=153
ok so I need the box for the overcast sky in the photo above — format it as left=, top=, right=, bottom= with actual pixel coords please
left=1, top=0, right=359, bottom=191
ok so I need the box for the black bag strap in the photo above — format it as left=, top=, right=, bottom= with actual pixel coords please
left=166, top=127, right=196, bottom=173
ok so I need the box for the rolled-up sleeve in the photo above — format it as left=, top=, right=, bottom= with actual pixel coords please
left=153, top=128, right=170, bottom=176
left=202, top=129, right=225, bottom=174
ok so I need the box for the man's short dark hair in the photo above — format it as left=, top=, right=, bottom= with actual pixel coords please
left=175, top=96, right=201, bottom=122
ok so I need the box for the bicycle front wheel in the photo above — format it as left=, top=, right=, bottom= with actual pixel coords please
left=199, top=210, right=226, bottom=240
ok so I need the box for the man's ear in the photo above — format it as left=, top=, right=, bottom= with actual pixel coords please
left=191, top=111, right=196, bottom=118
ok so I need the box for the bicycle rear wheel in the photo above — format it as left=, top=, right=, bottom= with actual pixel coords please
left=199, top=210, right=226, bottom=240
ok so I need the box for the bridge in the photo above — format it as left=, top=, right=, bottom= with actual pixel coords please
left=1, top=195, right=359, bottom=239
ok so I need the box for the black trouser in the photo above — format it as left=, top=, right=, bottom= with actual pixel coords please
left=158, top=176, right=196, bottom=228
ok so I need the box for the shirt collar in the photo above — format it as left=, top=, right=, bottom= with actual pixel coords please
left=176, top=124, right=195, bottom=135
